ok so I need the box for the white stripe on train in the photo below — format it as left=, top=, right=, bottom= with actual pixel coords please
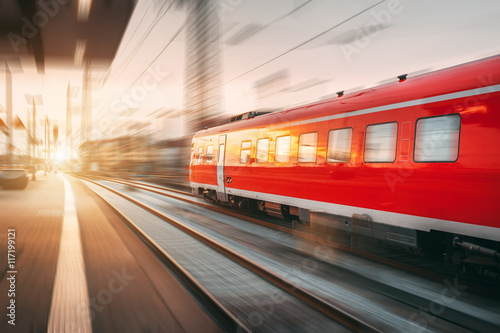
left=190, top=182, right=500, bottom=242
left=267, top=84, right=500, bottom=128
left=191, top=84, right=500, bottom=241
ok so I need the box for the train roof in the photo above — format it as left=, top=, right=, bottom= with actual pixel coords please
left=193, top=54, right=500, bottom=139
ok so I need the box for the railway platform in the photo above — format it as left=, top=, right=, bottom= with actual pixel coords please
left=0, top=172, right=220, bottom=332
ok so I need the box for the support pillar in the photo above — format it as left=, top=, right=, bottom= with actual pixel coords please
left=32, top=99, right=36, bottom=163
left=66, top=82, right=72, bottom=159
left=81, top=60, right=92, bottom=143
left=184, top=0, right=222, bottom=134
left=5, top=61, right=13, bottom=165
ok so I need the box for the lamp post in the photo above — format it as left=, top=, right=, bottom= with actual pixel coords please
left=45, top=116, right=49, bottom=174
left=24, top=94, right=43, bottom=177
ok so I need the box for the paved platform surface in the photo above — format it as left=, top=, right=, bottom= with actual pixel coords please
left=0, top=172, right=220, bottom=332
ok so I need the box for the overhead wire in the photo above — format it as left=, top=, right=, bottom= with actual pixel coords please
left=224, top=0, right=386, bottom=84
left=225, top=0, right=313, bottom=46
left=105, top=0, right=175, bottom=85
left=125, top=20, right=187, bottom=91
left=97, top=0, right=386, bottom=126
left=110, top=1, right=155, bottom=71
left=96, top=11, right=187, bottom=123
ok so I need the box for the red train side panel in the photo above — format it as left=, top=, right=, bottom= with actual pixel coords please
left=190, top=55, right=500, bottom=242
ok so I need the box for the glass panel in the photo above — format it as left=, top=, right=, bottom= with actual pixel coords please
left=415, top=115, right=460, bottom=162
left=256, top=138, right=269, bottom=163
left=240, top=141, right=251, bottom=163
left=327, top=128, right=352, bottom=162
left=275, top=136, right=291, bottom=163
left=298, top=132, right=318, bottom=163
left=365, top=122, right=398, bottom=162
left=206, top=145, right=214, bottom=163
left=197, top=146, right=204, bottom=164
left=218, top=144, right=225, bottom=165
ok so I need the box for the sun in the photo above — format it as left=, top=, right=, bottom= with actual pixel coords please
left=56, top=150, right=67, bottom=162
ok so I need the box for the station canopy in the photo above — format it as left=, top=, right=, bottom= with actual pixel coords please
left=0, top=0, right=137, bottom=73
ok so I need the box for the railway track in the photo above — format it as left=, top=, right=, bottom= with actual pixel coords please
left=77, top=174, right=500, bottom=291
left=71, top=173, right=500, bottom=332
left=73, top=174, right=374, bottom=332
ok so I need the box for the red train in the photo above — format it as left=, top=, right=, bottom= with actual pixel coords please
left=190, top=55, right=500, bottom=273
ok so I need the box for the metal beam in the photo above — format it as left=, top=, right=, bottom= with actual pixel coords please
left=18, top=0, right=45, bottom=73
left=5, top=60, right=13, bottom=164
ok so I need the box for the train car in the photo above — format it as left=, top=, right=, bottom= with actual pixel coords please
left=189, top=55, right=500, bottom=274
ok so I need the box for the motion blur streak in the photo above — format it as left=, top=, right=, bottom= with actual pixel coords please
left=48, top=174, right=92, bottom=333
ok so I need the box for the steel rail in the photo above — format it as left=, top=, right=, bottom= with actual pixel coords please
left=75, top=174, right=500, bottom=332
left=74, top=174, right=382, bottom=333
left=73, top=175, right=251, bottom=333
left=93, top=176, right=464, bottom=282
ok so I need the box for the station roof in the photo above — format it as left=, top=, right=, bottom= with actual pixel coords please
left=0, top=0, right=137, bottom=73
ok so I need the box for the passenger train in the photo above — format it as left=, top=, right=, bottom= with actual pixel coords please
left=190, top=55, right=500, bottom=275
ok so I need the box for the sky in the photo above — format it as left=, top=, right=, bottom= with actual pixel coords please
left=2, top=0, right=500, bottom=143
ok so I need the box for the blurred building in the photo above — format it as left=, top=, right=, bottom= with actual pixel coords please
left=254, top=70, right=290, bottom=110
left=79, top=135, right=155, bottom=173
left=0, top=113, right=30, bottom=166
left=184, top=0, right=223, bottom=134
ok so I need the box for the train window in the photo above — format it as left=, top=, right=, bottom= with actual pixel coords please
left=298, top=132, right=318, bottom=163
left=240, top=141, right=252, bottom=163
left=364, top=122, right=398, bottom=163
left=218, top=144, right=225, bottom=164
left=197, top=146, right=204, bottom=164
left=206, top=145, right=214, bottom=163
left=327, top=128, right=352, bottom=162
left=275, top=136, right=291, bottom=163
left=414, top=114, right=460, bottom=162
left=256, top=138, right=270, bottom=163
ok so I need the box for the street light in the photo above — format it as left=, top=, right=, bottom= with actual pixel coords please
left=24, top=94, right=43, bottom=173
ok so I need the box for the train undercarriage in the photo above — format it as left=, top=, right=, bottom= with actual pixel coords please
left=195, top=187, right=500, bottom=282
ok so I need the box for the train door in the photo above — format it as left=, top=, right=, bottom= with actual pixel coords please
left=217, top=135, right=227, bottom=201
